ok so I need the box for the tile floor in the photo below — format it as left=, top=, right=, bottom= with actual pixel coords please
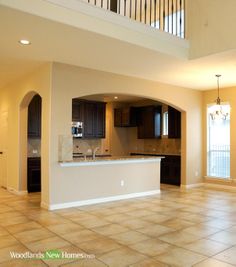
left=0, top=185, right=236, bottom=266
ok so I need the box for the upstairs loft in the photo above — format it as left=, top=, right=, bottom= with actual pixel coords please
left=1, top=0, right=236, bottom=90
left=83, top=0, right=185, bottom=38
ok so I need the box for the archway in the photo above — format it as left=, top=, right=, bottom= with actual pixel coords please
left=19, top=91, right=42, bottom=195
left=71, top=93, right=186, bottom=186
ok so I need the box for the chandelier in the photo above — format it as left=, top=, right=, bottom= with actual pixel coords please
left=209, top=75, right=229, bottom=120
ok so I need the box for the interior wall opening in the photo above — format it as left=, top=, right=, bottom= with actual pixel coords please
left=20, top=92, right=42, bottom=196
left=71, top=93, right=183, bottom=187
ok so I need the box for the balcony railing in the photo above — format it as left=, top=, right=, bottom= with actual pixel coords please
left=83, top=0, right=185, bottom=38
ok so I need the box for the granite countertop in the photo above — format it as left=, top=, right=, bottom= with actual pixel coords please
left=60, top=155, right=163, bottom=167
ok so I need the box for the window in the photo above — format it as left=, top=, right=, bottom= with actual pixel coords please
left=207, top=104, right=230, bottom=178
left=163, top=111, right=168, bottom=136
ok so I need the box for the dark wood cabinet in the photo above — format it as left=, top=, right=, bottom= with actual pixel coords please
left=168, top=106, right=181, bottom=139
left=95, top=103, right=106, bottom=138
left=160, top=155, right=181, bottom=186
left=27, top=157, right=41, bottom=193
left=114, top=107, right=137, bottom=127
left=137, top=106, right=162, bottom=139
left=28, top=95, right=41, bottom=138
left=83, top=101, right=95, bottom=138
left=72, top=99, right=106, bottom=138
left=72, top=100, right=83, bottom=122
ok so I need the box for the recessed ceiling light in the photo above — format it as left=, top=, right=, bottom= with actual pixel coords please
left=114, top=96, right=118, bottom=99
left=19, top=39, right=31, bottom=45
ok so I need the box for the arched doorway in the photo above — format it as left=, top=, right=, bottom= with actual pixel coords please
left=19, top=92, right=42, bottom=194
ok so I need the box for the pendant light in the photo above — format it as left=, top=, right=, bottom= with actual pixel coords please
left=209, top=75, right=228, bottom=120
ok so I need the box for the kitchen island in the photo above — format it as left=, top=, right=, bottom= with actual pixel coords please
left=46, top=156, right=162, bottom=210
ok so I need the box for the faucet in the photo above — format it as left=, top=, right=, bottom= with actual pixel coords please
left=92, top=147, right=100, bottom=160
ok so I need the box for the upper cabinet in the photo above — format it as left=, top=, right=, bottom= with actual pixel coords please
left=28, top=94, right=41, bottom=138
left=114, top=107, right=137, bottom=127
left=168, top=106, right=181, bottom=139
left=137, top=105, right=162, bottom=139
left=72, top=99, right=106, bottom=139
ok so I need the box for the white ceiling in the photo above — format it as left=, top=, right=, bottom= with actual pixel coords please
left=1, top=4, right=236, bottom=90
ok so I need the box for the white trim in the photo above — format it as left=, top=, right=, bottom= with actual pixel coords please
left=45, top=190, right=160, bottom=210
left=204, top=183, right=236, bottom=191
left=7, top=187, right=28, bottom=196
left=181, top=183, right=204, bottom=189
left=60, top=157, right=162, bottom=167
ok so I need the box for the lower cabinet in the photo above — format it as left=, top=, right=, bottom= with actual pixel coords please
left=27, top=157, right=41, bottom=193
left=160, top=156, right=181, bottom=186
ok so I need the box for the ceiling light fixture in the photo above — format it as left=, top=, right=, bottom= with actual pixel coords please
left=19, top=39, right=31, bottom=45
left=209, top=74, right=228, bottom=120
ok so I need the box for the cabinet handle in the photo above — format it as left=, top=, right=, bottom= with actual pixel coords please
left=0, top=152, right=3, bottom=155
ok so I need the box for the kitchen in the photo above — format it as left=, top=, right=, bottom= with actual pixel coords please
left=70, top=94, right=181, bottom=186
left=26, top=92, right=181, bottom=208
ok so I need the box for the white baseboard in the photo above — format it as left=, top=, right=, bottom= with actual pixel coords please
left=7, top=187, right=28, bottom=196
left=181, top=183, right=204, bottom=189
left=204, top=183, right=236, bottom=191
left=45, top=190, right=161, bottom=211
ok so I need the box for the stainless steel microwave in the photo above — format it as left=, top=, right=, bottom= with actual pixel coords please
left=72, top=122, right=83, bottom=138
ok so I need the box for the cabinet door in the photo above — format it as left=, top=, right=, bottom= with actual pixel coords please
left=27, top=158, right=41, bottom=193
left=168, top=106, right=181, bottom=138
left=114, top=108, right=122, bottom=127
left=83, top=102, right=95, bottom=138
left=121, top=107, right=130, bottom=126
left=160, top=156, right=181, bottom=186
left=114, top=107, right=137, bottom=127
left=28, top=95, right=41, bottom=138
left=72, top=100, right=83, bottom=122
left=94, top=103, right=106, bottom=138
left=138, top=106, right=154, bottom=138
left=138, top=106, right=161, bottom=139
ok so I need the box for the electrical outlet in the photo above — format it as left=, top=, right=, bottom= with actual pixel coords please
left=195, top=171, right=199, bottom=177
left=121, top=180, right=124, bottom=187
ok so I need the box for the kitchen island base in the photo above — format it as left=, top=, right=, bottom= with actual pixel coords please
left=45, top=157, right=162, bottom=210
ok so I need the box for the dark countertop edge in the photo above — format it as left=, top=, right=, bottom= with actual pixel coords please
left=130, top=152, right=181, bottom=156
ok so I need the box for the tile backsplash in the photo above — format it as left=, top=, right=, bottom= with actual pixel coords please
left=28, top=138, right=41, bottom=157
left=58, top=135, right=73, bottom=162
left=73, top=139, right=103, bottom=155
left=128, top=128, right=181, bottom=155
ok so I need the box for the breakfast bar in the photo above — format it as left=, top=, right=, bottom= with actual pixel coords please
left=49, top=156, right=162, bottom=210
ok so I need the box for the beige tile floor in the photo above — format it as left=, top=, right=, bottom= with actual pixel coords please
left=0, top=185, right=236, bottom=266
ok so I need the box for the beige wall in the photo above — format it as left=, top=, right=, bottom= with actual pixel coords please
left=187, top=0, right=236, bottom=58
left=50, top=62, right=203, bottom=206
left=0, top=61, right=203, bottom=208
left=0, top=64, right=52, bottom=205
left=203, top=87, right=236, bottom=186
left=51, top=161, right=160, bottom=206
